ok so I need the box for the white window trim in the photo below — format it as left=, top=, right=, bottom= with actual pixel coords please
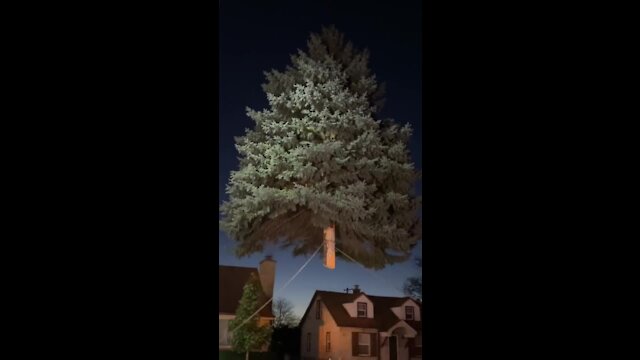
left=357, top=302, right=367, bottom=318
left=358, top=332, right=371, bottom=356
left=384, top=321, right=418, bottom=338
left=405, top=306, right=414, bottom=320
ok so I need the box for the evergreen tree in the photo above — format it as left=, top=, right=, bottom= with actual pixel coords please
left=220, top=26, right=421, bottom=269
left=229, top=273, right=273, bottom=360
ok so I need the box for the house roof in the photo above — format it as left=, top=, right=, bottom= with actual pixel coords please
left=218, top=265, right=274, bottom=318
left=300, top=290, right=421, bottom=332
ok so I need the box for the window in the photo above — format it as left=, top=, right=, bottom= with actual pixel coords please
left=358, top=333, right=370, bottom=355
left=218, top=320, right=232, bottom=346
left=307, top=332, right=311, bottom=352
left=415, top=332, right=422, bottom=347
left=357, top=302, right=367, bottom=317
left=316, top=300, right=321, bottom=319
left=405, top=306, right=414, bottom=320
left=352, top=332, right=377, bottom=357
left=218, top=320, right=228, bottom=345
left=326, top=332, right=331, bottom=352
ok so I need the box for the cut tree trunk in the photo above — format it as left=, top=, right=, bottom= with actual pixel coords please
left=323, top=224, right=335, bottom=270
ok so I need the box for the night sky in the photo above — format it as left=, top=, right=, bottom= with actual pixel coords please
left=219, top=0, right=422, bottom=319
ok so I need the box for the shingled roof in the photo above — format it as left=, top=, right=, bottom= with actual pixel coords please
left=300, top=290, right=421, bottom=332
left=219, top=265, right=274, bottom=318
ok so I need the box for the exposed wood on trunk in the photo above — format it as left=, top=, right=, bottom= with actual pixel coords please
left=323, top=224, right=335, bottom=269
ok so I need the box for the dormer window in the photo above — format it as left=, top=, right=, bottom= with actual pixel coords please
left=357, top=302, right=367, bottom=317
left=405, top=306, right=414, bottom=320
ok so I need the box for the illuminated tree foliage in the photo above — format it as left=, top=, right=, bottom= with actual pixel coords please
left=220, top=26, right=421, bottom=269
left=229, top=273, right=272, bottom=360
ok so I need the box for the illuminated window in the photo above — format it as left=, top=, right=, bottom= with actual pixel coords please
left=405, top=306, right=414, bottom=320
left=357, top=302, right=367, bottom=317
left=358, top=333, right=370, bottom=355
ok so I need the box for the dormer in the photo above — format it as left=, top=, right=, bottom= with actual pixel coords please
left=391, top=298, right=421, bottom=321
left=342, top=293, right=374, bottom=319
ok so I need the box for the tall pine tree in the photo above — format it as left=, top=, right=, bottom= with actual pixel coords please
left=229, top=273, right=273, bottom=360
left=220, top=26, right=421, bottom=269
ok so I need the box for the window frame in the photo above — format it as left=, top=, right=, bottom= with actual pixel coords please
left=326, top=331, right=331, bottom=352
left=218, top=319, right=228, bottom=346
left=405, top=306, right=414, bottom=320
left=357, top=302, right=368, bottom=318
left=316, top=300, right=321, bottom=320
left=307, top=332, right=311, bottom=352
left=357, top=332, right=371, bottom=356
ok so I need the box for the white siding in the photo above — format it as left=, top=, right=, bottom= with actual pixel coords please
left=219, top=314, right=272, bottom=351
left=342, top=294, right=374, bottom=319
left=379, top=335, right=410, bottom=360
left=338, top=328, right=377, bottom=360
left=301, top=294, right=421, bottom=360
left=301, top=298, right=336, bottom=360
left=390, top=299, right=421, bottom=321
left=301, top=298, right=379, bottom=360
left=219, top=317, right=234, bottom=349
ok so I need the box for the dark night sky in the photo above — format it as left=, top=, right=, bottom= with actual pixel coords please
left=219, top=0, right=422, bottom=318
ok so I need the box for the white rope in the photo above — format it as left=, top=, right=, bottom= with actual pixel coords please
left=230, top=242, right=324, bottom=333
left=335, top=246, right=407, bottom=295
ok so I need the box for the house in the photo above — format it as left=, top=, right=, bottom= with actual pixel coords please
left=299, top=286, right=422, bottom=360
left=219, top=256, right=276, bottom=350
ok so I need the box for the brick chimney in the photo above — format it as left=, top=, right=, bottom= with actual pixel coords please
left=353, top=285, right=361, bottom=294
left=259, top=255, right=276, bottom=298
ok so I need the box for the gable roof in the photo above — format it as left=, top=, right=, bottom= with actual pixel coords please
left=218, top=265, right=274, bottom=318
left=300, top=290, right=421, bottom=332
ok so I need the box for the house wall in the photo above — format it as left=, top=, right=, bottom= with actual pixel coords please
left=301, top=298, right=380, bottom=360
left=301, top=298, right=332, bottom=360
left=342, top=294, right=374, bottom=319
left=300, top=295, right=421, bottom=360
left=219, top=314, right=273, bottom=351
left=411, top=332, right=422, bottom=359
left=379, top=335, right=410, bottom=360
left=390, top=300, right=421, bottom=321
left=338, top=327, right=378, bottom=360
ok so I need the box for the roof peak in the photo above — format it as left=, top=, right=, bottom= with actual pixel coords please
left=316, top=289, right=410, bottom=299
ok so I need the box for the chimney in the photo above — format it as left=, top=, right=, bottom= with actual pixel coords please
left=353, top=285, right=361, bottom=294
left=259, top=256, right=276, bottom=298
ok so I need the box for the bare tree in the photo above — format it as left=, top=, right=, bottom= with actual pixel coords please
left=403, top=257, right=422, bottom=301
left=272, top=298, right=299, bottom=328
